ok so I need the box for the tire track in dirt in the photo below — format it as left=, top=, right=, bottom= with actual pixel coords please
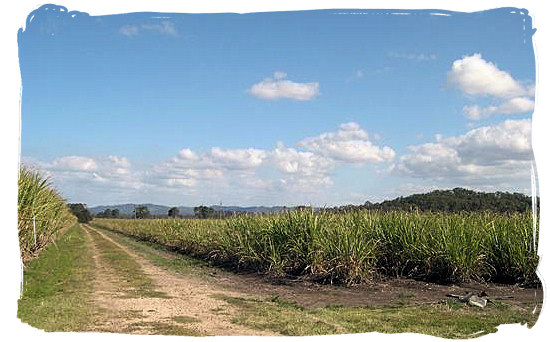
left=81, top=224, right=276, bottom=336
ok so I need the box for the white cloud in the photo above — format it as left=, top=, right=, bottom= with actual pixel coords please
left=165, top=147, right=267, bottom=171
left=298, top=122, right=395, bottom=163
left=269, top=142, right=334, bottom=192
left=271, top=142, right=333, bottom=175
left=150, top=166, right=224, bottom=189
left=51, top=156, right=97, bottom=171
left=278, top=173, right=333, bottom=192
left=446, top=119, right=532, bottom=163
left=141, top=21, right=178, bottom=36
left=29, top=155, right=144, bottom=198
left=389, top=52, right=437, bottom=61
left=23, top=122, right=399, bottom=205
left=498, top=97, right=536, bottom=113
left=118, top=21, right=178, bottom=37
left=118, top=25, right=139, bottom=37
left=527, top=84, right=536, bottom=97
left=165, top=178, right=197, bottom=187
left=394, top=119, right=533, bottom=184
left=447, top=54, right=528, bottom=99
left=177, top=148, right=198, bottom=160
left=396, top=142, right=460, bottom=177
left=146, top=123, right=394, bottom=197
left=248, top=72, right=319, bottom=101
left=448, top=54, right=535, bottom=122
left=209, top=147, right=267, bottom=170
left=463, top=97, right=535, bottom=120
left=108, top=155, right=131, bottom=168
left=148, top=146, right=268, bottom=190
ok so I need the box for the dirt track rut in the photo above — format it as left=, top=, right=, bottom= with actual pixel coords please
left=81, top=224, right=274, bottom=336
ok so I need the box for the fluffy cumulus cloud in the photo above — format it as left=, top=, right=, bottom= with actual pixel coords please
left=148, top=147, right=267, bottom=190
left=209, top=148, right=267, bottom=170
left=463, top=97, right=535, bottom=120
left=24, top=155, right=144, bottom=201
left=298, top=122, right=395, bottom=163
left=447, top=54, right=535, bottom=120
left=248, top=72, right=319, bottom=101
left=149, top=123, right=394, bottom=195
left=172, top=147, right=266, bottom=170
left=50, top=155, right=98, bottom=171
left=445, top=119, right=532, bottom=163
left=395, top=143, right=461, bottom=177
left=270, top=142, right=334, bottom=191
left=151, top=143, right=331, bottom=194
left=150, top=164, right=224, bottom=189
left=447, top=54, right=528, bottom=98
left=394, top=119, right=533, bottom=185
left=272, top=142, right=333, bottom=174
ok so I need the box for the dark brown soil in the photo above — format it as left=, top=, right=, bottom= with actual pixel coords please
left=212, top=270, right=542, bottom=309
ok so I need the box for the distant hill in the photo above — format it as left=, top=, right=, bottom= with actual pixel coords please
left=336, top=188, right=537, bottom=213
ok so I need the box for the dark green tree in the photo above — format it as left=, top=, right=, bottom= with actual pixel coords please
left=168, top=207, right=180, bottom=218
left=96, top=208, right=120, bottom=218
left=133, top=205, right=150, bottom=219
left=111, top=208, right=120, bottom=218
left=67, top=203, right=92, bottom=223
left=194, top=205, right=214, bottom=219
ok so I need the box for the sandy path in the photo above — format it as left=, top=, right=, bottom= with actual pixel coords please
left=81, top=224, right=275, bottom=336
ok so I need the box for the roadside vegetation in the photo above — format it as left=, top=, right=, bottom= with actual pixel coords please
left=217, top=294, right=537, bottom=338
left=92, top=208, right=539, bottom=286
left=18, top=224, right=98, bottom=331
left=18, top=166, right=76, bottom=263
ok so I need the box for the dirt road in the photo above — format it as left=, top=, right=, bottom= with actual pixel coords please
left=81, top=224, right=275, bottom=336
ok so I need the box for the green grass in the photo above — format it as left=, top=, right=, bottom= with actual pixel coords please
left=18, top=224, right=98, bottom=331
left=218, top=294, right=538, bottom=338
left=93, top=208, right=539, bottom=285
left=18, top=166, right=76, bottom=264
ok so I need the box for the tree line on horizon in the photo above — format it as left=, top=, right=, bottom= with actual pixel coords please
left=70, top=187, right=539, bottom=221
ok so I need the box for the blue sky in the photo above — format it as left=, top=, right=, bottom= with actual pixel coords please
left=18, top=5, right=537, bottom=207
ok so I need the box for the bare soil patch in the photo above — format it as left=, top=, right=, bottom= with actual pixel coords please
left=214, top=272, right=542, bottom=309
